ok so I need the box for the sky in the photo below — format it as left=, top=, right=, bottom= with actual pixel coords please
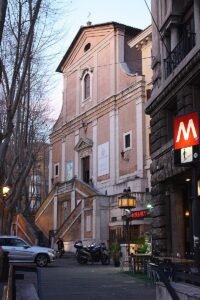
left=50, top=0, right=152, bottom=118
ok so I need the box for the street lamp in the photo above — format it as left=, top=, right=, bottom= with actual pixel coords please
left=0, top=185, right=10, bottom=234
left=118, top=189, right=136, bottom=209
left=2, top=186, right=10, bottom=197
left=118, top=188, right=136, bottom=261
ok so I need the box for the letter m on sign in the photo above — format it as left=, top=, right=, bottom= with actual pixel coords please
left=174, top=112, right=199, bottom=150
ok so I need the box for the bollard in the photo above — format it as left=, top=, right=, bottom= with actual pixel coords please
left=2, top=251, right=9, bottom=281
left=0, top=247, right=3, bottom=280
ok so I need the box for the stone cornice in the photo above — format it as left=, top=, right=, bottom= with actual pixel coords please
left=128, top=25, right=152, bottom=48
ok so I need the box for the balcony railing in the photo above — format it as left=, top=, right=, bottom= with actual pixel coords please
left=164, top=32, right=196, bottom=78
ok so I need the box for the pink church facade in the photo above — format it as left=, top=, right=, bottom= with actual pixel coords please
left=35, top=22, right=152, bottom=251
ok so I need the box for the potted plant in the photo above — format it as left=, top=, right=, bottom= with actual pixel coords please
left=133, top=236, right=148, bottom=254
left=110, top=241, right=121, bottom=267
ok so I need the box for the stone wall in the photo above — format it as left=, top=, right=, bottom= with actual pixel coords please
left=156, top=282, right=200, bottom=300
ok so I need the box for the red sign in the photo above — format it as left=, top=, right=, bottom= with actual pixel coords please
left=174, top=112, right=199, bottom=150
left=131, top=209, right=148, bottom=219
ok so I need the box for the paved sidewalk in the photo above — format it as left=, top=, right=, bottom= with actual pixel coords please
left=0, top=254, right=156, bottom=300
left=40, top=254, right=156, bottom=300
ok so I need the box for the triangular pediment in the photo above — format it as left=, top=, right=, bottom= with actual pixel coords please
left=57, top=23, right=118, bottom=72
left=74, top=137, right=93, bottom=152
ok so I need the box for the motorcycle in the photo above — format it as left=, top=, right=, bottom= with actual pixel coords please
left=74, top=240, right=110, bottom=265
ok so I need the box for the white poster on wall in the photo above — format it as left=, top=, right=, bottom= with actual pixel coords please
left=66, top=160, right=73, bottom=181
left=98, top=142, right=109, bottom=176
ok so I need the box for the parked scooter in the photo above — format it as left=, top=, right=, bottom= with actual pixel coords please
left=74, top=240, right=110, bottom=265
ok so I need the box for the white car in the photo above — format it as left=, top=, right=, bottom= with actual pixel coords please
left=0, top=236, right=56, bottom=267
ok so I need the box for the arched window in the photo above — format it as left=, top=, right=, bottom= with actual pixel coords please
left=81, top=68, right=93, bottom=102
left=84, top=73, right=90, bottom=99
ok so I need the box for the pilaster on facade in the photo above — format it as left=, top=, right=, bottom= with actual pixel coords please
left=81, top=199, right=84, bottom=241
left=92, top=120, right=97, bottom=185
left=116, top=29, right=125, bottom=93
left=63, top=74, right=67, bottom=124
left=76, top=67, right=81, bottom=116
left=110, top=37, right=116, bottom=95
left=61, top=138, right=66, bottom=182
left=115, top=110, right=120, bottom=184
left=71, top=189, right=76, bottom=212
left=109, top=110, right=117, bottom=186
left=53, top=193, right=58, bottom=231
left=93, top=53, right=98, bottom=105
left=136, top=96, right=144, bottom=177
left=92, top=198, right=96, bottom=240
left=48, top=145, right=53, bottom=192
left=74, top=130, right=79, bottom=177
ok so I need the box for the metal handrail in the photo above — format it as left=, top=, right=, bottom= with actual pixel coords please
left=149, top=262, right=180, bottom=300
left=164, top=32, right=196, bottom=78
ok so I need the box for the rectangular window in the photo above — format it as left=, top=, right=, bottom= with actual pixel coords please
left=86, top=215, right=91, bottom=232
left=125, top=134, right=130, bottom=148
left=54, top=163, right=59, bottom=177
left=123, top=131, right=132, bottom=151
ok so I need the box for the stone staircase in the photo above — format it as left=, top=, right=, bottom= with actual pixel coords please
left=54, top=200, right=82, bottom=241
left=16, top=179, right=101, bottom=249
left=26, top=216, right=49, bottom=247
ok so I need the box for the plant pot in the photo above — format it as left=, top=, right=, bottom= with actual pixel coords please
left=112, top=254, right=120, bottom=267
left=113, top=259, right=120, bottom=267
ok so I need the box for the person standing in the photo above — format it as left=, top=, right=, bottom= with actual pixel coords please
left=56, top=238, right=64, bottom=258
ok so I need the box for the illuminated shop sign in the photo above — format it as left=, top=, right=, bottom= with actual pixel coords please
left=130, top=209, right=148, bottom=219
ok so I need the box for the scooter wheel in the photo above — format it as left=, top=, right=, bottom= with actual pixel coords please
left=77, top=257, right=87, bottom=264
